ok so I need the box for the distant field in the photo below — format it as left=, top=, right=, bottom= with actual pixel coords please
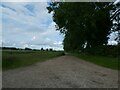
left=72, top=53, right=119, bottom=70
left=2, top=50, right=64, bottom=70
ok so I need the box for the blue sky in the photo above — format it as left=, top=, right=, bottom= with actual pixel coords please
left=1, top=2, right=64, bottom=50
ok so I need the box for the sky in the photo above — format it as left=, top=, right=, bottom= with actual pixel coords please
left=0, top=1, right=118, bottom=51
left=0, top=2, right=64, bottom=50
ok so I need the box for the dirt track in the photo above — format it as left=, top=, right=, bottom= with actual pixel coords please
left=2, top=55, right=118, bottom=88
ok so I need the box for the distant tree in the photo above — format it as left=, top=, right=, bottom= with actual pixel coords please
left=49, top=48, right=53, bottom=51
left=2, top=47, right=17, bottom=50
left=25, top=47, right=32, bottom=50
left=46, top=48, right=48, bottom=51
left=41, top=48, right=44, bottom=51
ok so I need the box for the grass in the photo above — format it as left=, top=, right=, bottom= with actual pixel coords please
left=71, top=53, right=119, bottom=70
left=2, top=50, right=64, bottom=70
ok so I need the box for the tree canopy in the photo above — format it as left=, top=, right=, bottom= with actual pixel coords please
left=47, top=2, right=114, bottom=52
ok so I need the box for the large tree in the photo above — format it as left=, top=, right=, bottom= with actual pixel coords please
left=47, top=2, right=112, bottom=52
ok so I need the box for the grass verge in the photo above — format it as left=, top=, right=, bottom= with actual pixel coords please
left=71, top=53, right=119, bottom=70
left=2, top=50, right=64, bottom=70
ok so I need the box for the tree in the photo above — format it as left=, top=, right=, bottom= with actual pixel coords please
left=41, top=48, right=44, bottom=51
left=46, top=48, right=48, bottom=51
left=49, top=48, right=53, bottom=51
left=25, top=47, right=32, bottom=50
left=47, top=2, right=112, bottom=52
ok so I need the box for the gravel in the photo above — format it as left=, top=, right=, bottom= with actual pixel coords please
left=2, top=55, right=118, bottom=88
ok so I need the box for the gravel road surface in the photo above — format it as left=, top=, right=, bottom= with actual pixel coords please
left=2, top=55, right=118, bottom=88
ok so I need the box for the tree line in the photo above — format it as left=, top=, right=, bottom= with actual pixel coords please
left=1, top=47, right=54, bottom=51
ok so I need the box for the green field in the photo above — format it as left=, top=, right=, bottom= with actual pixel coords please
left=72, top=53, right=119, bottom=70
left=2, top=50, right=64, bottom=70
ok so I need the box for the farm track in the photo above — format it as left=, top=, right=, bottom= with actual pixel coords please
left=2, top=55, right=118, bottom=88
